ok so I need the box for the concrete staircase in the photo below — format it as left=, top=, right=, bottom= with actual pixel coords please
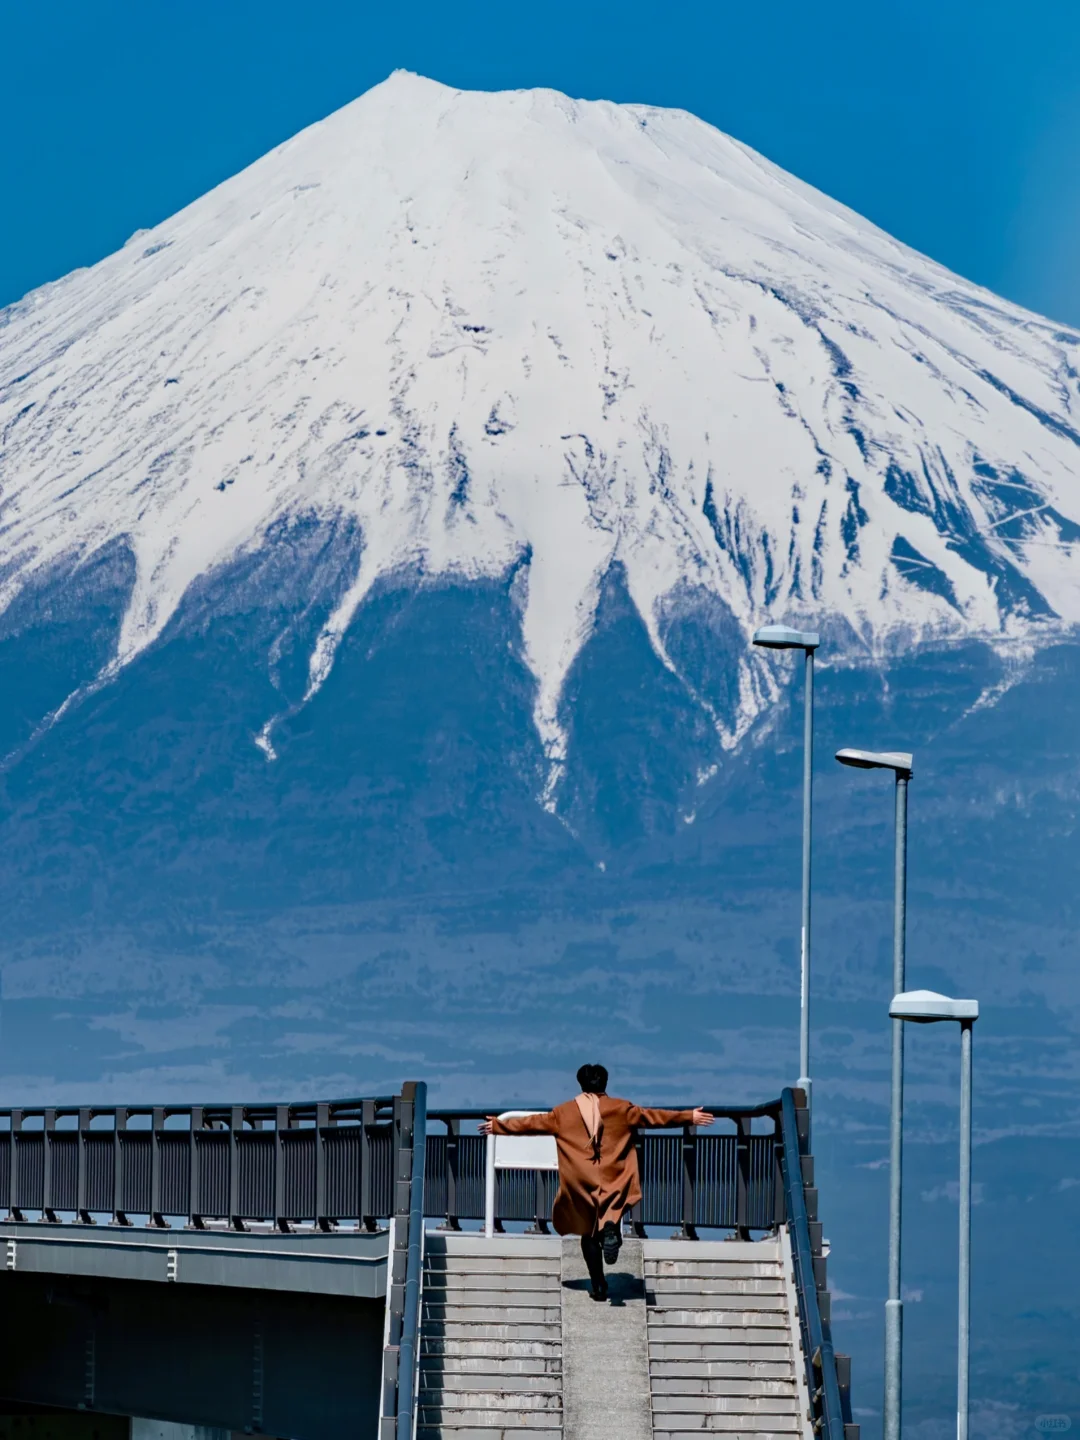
left=418, top=1234, right=564, bottom=1439
left=644, top=1237, right=809, bottom=1439
left=415, top=1232, right=809, bottom=1440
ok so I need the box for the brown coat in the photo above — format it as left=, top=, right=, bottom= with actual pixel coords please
left=491, top=1096, right=696, bottom=1237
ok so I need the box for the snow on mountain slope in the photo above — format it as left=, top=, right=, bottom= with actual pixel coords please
left=2, top=70, right=1080, bottom=771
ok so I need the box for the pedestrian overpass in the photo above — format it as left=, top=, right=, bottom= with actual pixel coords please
left=0, top=1086, right=857, bottom=1440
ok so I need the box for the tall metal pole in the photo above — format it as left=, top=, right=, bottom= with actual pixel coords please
left=884, top=773, right=909, bottom=1440
left=798, top=648, right=814, bottom=1109
left=957, top=1021, right=973, bottom=1440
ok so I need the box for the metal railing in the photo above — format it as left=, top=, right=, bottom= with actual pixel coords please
left=0, top=1098, right=397, bottom=1229
left=426, top=1102, right=785, bottom=1237
left=379, top=1082, right=427, bottom=1440
left=779, top=1087, right=858, bottom=1440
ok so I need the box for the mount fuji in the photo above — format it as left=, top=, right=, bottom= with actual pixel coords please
left=2, top=72, right=1080, bottom=1434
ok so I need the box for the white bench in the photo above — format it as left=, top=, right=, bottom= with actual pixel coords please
left=484, top=1111, right=559, bottom=1238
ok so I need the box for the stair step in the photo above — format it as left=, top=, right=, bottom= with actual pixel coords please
left=653, top=1395, right=800, bottom=1415
left=417, top=1422, right=561, bottom=1434
left=424, top=1303, right=561, bottom=1323
left=421, top=1374, right=562, bottom=1394
left=425, top=1255, right=561, bottom=1275
left=653, top=1421, right=801, bottom=1435
left=420, top=1394, right=562, bottom=1414
left=424, top=1322, right=562, bottom=1342
left=418, top=1405, right=563, bottom=1425
left=648, top=1278, right=785, bottom=1296
left=647, top=1293, right=787, bottom=1313
left=424, top=1355, right=563, bottom=1375
left=422, top=1337, right=562, bottom=1358
left=648, top=1310, right=792, bottom=1328
left=425, top=1274, right=562, bottom=1293
left=649, top=1340, right=792, bottom=1359
left=651, top=1360, right=793, bottom=1379
left=651, top=1378, right=797, bottom=1397
left=645, top=1263, right=783, bottom=1279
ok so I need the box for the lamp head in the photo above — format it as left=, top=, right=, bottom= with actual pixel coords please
left=835, top=747, right=913, bottom=777
left=889, top=989, right=978, bottom=1023
left=752, top=624, right=820, bottom=651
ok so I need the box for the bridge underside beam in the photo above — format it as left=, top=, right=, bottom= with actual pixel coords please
left=0, top=1273, right=384, bottom=1440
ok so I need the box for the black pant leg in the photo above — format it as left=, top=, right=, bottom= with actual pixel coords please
left=580, top=1234, right=605, bottom=1290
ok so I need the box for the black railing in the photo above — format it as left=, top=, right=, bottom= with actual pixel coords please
left=780, top=1087, right=857, bottom=1440
left=0, top=1099, right=396, bottom=1230
left=426, top=1102, right=785, bottom=1236
left=379, top=1082, right=427, bottom=1440
left=0, top=1098, right=788, bottom=1236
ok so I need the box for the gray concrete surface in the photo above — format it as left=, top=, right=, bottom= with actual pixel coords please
left=561, top=1236, right=652, bottom=1440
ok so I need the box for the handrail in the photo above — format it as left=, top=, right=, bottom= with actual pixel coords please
left=396, top=1081, right=427, bottom=1440
left=780, top=1087, right=845, bottom=1440
left=0, top=1097, right=396, bottom=1125
left=428, top=1099, right=782, bottom=1122
left=0, top=1095, right=399, bottom=1230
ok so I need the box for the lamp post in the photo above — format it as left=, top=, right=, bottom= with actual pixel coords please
left=835, top=746, right=914, bottom=1440
left=889, top=989, right=978, bottom=1440
left=753, top=625, right=819, bottom=1109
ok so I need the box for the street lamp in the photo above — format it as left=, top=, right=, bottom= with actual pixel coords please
left=890, top=989, right=978, bottom=1440
left=835, top=746, right=914, bottom=1440
left=753, top=625, right=819, bottom=1109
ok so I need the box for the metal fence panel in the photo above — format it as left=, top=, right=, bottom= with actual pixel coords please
left=424, top=1134, right=447, bottom=1218
left=120, top=1133, right=152, bottom=1215
left=237, top=1132, right=274, bottom=1220
left=51, top=1134, right=78, bottom=1212
left=638, top=1134, right=681, bottom=1226
left=367, top=1126, right=395, bottom=1219
left=85, top=1135, right=114, bottom=1212
left=694, top=1133, right=737, bottom=1228
left=282, top=1130, right=316, bottom=1220
left=748, top=1135, right=776, bottom=1229
left=324, top=1128, right=361, bottom=1220
left=195, top=1132, right=229, bottom=1219
left=13, top=1135, right=44, bottom=1212
left=160, top=1133, right=191, bottom=1215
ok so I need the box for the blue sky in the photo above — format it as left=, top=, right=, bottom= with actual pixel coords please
left=4, top=0, right=1080, bottom=323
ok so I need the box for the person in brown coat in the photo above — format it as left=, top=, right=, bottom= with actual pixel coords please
left=481, top=1063, right=714, bottom=1301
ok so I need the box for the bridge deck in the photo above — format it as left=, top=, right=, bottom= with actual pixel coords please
left=0, top=1218, right=389, bottom=1298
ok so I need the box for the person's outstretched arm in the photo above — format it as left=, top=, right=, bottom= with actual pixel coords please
left=480, top=1111, right=559, bottom=1136
left=626, top=1106, right=715, bottom=1128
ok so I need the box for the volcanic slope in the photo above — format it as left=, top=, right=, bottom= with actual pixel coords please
left=2, top=70, right=1080, bottom=771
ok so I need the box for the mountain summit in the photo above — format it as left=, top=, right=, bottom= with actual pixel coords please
left=2, top=71, right=1080, bottom=767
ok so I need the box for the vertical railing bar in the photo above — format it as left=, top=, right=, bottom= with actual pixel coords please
left=316, top=1101, right=329, bottom=1230
left=42, top=1108, right=55, bottom=1220
left=112, top=1110, right=130, bottom=1225
left=677, top=1123, right=697, bottom=1240
left=8, top=1110, right=19, bottom=1220
left=229, top=1105, right=243, bottom=1230
left=76, top=1108, right=90, bottom=1222
left=190, top=1106, right=203, bottom=1229
left=736, top=1115, right=751, bottom=1239
left=274, top=1105, right=288, bottom=1231
left=445, top=1117, right=460, bottom=1231
left=361, top=1099, right=375, bottom=1231
left=150, top=1106, right=164, bottom=1226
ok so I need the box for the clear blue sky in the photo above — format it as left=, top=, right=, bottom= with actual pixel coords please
left=4, top=0, right=1080, bottom=323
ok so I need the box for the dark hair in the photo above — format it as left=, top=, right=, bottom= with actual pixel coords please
left=577, top=1063, right=608, bottom=1093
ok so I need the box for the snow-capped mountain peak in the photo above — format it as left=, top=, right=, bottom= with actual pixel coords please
left=3, top=70, right=1080, bottom=768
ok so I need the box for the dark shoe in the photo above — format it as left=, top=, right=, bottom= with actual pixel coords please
left=601, top=1221, right=622, bottom=1265
left=590, top=1279, right=609, bottom=1301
